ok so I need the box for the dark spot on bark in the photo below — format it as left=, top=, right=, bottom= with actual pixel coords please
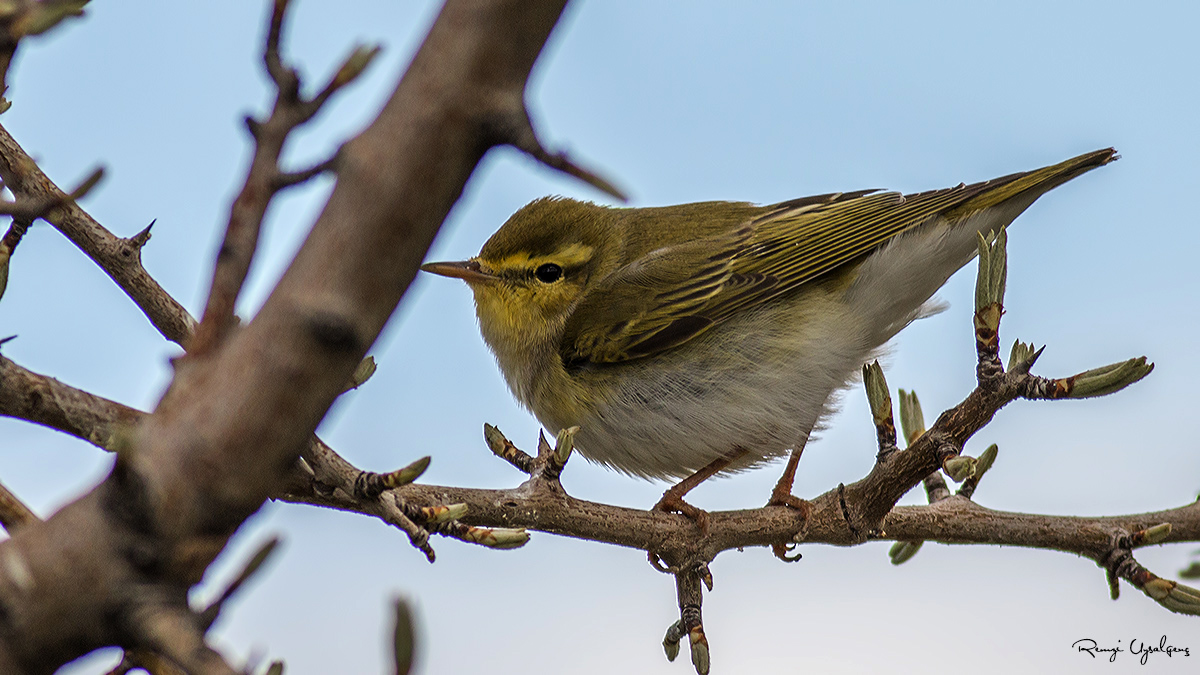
left=307, top=312, right=361, bottom=355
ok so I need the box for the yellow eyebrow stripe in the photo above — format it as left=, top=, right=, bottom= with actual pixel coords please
left=493, top=243, right=595, bottom=269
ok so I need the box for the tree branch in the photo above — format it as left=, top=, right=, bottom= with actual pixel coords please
left=0, top=1, right=576, bottom=670
left=0, top=124, right=196, bottom=345
left=190, top=0, right=377, bottom=355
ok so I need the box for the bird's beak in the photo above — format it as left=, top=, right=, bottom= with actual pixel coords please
left=419, top=259, right=497, bottom=284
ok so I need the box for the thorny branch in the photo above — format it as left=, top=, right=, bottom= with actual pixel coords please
left=0, top=123, right=195, bottom=345
left=0, top=1, right=1192, bottom=674
left=2, top=335, right=1192, bottom=583
left=0, top=0, right=583, bottom=671
left=9, top=215, right=1182, bottom=673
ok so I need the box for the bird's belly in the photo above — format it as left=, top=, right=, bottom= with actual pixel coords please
left=531, top=294, right=875, bottom=480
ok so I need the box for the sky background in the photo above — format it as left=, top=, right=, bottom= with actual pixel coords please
left=0, top=1, right=1198, bottom=673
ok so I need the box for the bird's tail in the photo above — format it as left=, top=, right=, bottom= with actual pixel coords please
left=946, top=147, right=1118, bottom=218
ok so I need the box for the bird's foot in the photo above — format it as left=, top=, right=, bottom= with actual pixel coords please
left=766, top=482, right=812, bottom=517
left=767, top=483, right=811, bottom=562
left=653, top=488, right=711, bottom=536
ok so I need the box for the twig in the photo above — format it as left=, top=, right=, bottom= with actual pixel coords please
left=0, top=0, right=90, bottom=113
left=0, top=124, right=196, bottom=345
left=3, top=350, right=1190, bottom=571
left=188, top=0, right=375, bottom=356
left=489, top=102, right=626, bottom=201
left=0, top=478, right=36, bottom=534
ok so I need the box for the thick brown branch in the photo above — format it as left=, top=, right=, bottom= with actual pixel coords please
left=0, top=1, right=573, bottom=670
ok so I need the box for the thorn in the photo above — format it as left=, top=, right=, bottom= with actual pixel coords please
left=129, top=219, right=155, bottom=248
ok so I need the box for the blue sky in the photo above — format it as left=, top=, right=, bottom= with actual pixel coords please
left=1, top=2, right=1198, bottom=673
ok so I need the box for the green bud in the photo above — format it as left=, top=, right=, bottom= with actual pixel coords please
left=385, top=456, right=430, bottom=488
left=1065, top=357, right=1154, bottom=398
left=0, top=240, right=9, bottom=303
left=345, top=356, right=377, bottom=390
left=943, top=456, right=976, bottom=483
left=1144, top=578, right=1200, bottom=616
left=1138, top=523, right=1172, bottom=546
left=889, top=540, right=923, bottom=565
left=332, top=44, right=382, bottom=88
left=862, top=361, right=892, bottom=424
left=897, top=390, right=925, bottom=445
left=1143, top=577, right=1173, bottom=601
left=1179, top=562, right=1200, bottom=580
left=663, top=621, right=684, bottom=662
left=464, top=526, right=529, bottom=549
left=690, top=628, right=710, bottom=675
left=392, top=597, right=415, bottom=675
left=975, top=444, right=998, bottom=477
left=973, top=227, right=1007, bottom=310
left=421, top=503, right=468, bottom=525
left=1007, top=340, right=1044, bottom=374
left=554, top=426, right=579, bottom=464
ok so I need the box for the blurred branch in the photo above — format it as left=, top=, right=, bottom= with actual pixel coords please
left=0, top=477, right=36, bottom=533
left=0, top=0, right=90, bottom=113
left=0, top=1, right=576, bottom=669
left=190, top=0, right=378, bottom=356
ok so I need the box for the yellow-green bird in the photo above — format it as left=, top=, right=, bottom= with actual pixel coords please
left=422, top=149, right=1115, bottom=520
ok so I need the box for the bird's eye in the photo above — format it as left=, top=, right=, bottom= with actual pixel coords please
left=535, top=263, right=563, bottom=283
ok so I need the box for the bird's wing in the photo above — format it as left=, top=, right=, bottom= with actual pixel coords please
left=560, top=149, right=1116, bottom=367
left=559, top=223, right=755, bottom=366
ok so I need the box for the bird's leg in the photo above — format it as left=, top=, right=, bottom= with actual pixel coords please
left=767, top=444, right=813, bottom=562
left=653, top=447, right=750, bottom=535
left=767, top=443, right=811, bottom=515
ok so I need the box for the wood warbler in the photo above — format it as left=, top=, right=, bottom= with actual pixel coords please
left=422, top=149, right=1115, bottom=514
